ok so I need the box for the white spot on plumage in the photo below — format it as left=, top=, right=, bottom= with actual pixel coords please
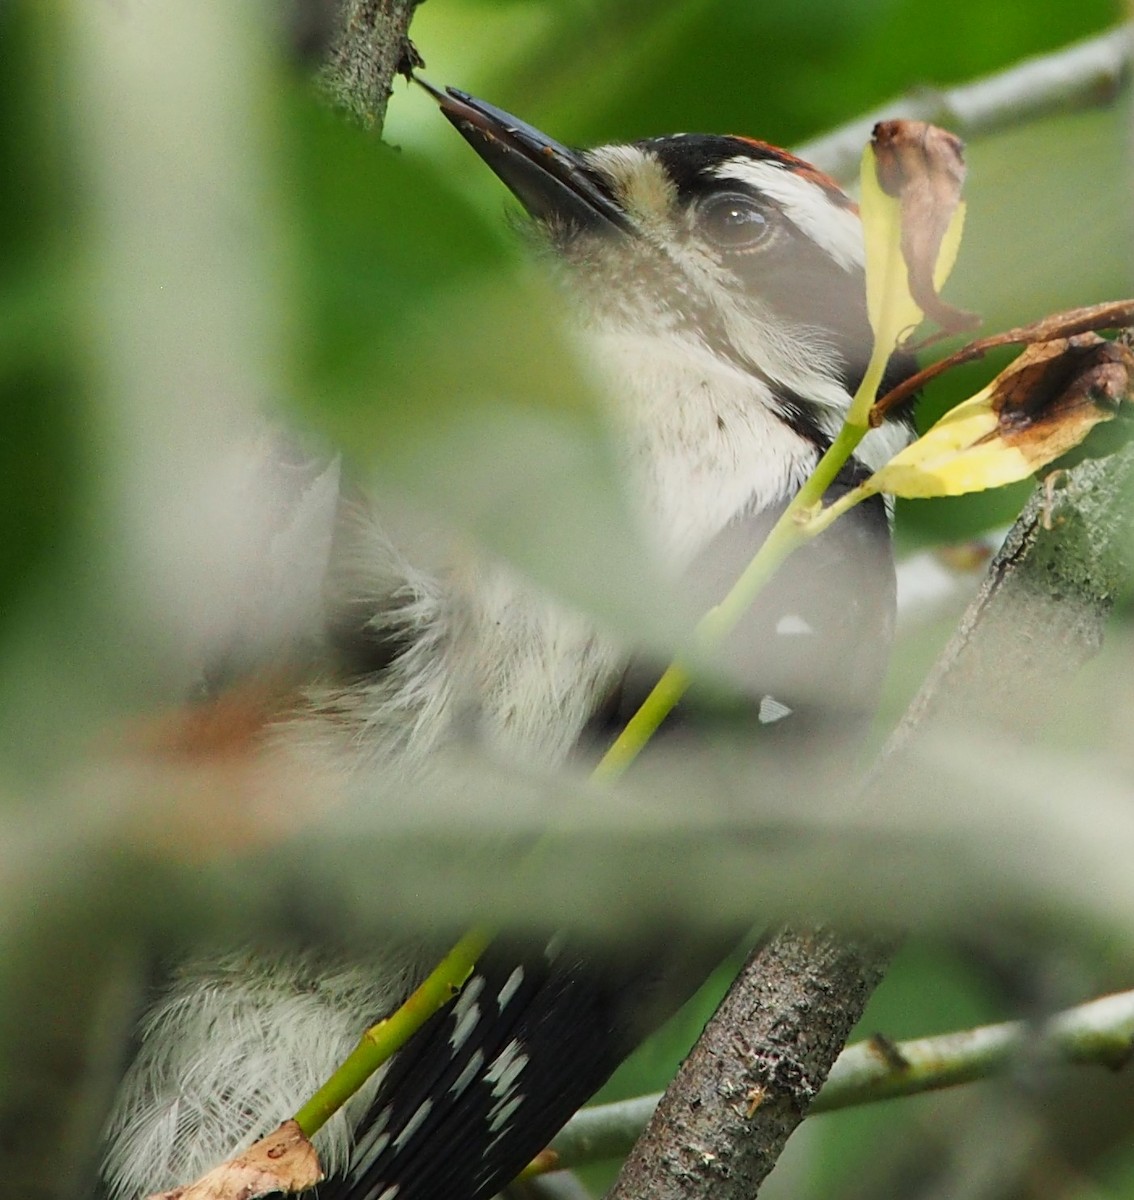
left=488, top=1095, right=524, bottom=1134
left=353, top=1105, right=392, bottom=1153
left=759, top=695, right=794, bottom=724
left=376, top=1187, right=401, bottom=1200
left=775, top=613, right=814, bottom=636
left=392, top=1100, right=434, bottom=1152
left=449, top=975, right=485, bottom=1050
left=450, top=1001, right=480, bottom=1051
left=449, top=1048, right=485, bottom=1098
left=485, top=1039, right=529, bottom=1100
left=480, top=1038, right=531, bottom=1142
left=496, top=966, right=524, bottom=1010
left=348, top=1133, right=391, bottom=1183
left=348, top=1105, right=392, bottom=1182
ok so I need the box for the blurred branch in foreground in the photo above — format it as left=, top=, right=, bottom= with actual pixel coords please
left=798, top=24, right=1130, bottom=180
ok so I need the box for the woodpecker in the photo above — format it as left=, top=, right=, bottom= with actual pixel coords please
left=100, top=87, right=916, bottom=1200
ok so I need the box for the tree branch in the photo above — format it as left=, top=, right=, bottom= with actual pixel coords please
left=314, top=0, right=426, bottom=129
left=798, top=25, right=1130, bottom=180
left=606, top=425, right=1134, bottom=1198
left=887, top=441, right=1134, bottom=746
left=606, top=930, right=894, bottom=1200
left=547, top=989, right=1134, bottom=1175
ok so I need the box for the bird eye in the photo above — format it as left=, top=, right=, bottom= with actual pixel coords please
left=698, top=192, right=771, bottom=250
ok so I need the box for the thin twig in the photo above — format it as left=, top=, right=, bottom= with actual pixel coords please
left=869, top=299, right=1134, bottom=424
left=544, top=990, right=1134, bottom=1174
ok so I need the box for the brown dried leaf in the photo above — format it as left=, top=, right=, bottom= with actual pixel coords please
left=146, top=1120, right=323, bottom=1200
left=988, top=333, right=1133, bottom=465
left=865, top=332, right=1132, bottom=500
left=872, top=120, right=980, bottom=334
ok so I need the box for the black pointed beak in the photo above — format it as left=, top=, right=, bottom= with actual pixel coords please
left=418, top=79, right=632, bottom=236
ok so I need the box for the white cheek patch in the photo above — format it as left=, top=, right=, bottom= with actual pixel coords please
left=714, top=159, right=864, bottom=272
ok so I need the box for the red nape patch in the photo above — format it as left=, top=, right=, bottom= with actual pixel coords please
left=731, top=137, right=856, bottom=211
left=124, top=675, right=298, bottom=763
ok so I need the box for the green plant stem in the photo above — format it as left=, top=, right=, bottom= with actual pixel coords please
left=595, top=416, right=872, bottom=782
left=800, top=480, right=873, bottom=540
left=294, top=925, right=494, bottom=1136
left=590, top=663, right=692, bottom=783
left=849, top=332, right=894, bottom=430
left=290, top=379, right=885, bottom=1138
left=597, top=166, right=900, bottom=740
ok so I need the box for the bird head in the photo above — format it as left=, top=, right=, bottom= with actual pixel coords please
left=421, top=83, right=914, bottom=465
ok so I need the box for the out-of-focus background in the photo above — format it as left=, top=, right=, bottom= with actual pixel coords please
left=3, top=2, right=1134, bottom=1198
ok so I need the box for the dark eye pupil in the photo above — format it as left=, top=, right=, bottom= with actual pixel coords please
left=702, top=194, right=769, bottom=249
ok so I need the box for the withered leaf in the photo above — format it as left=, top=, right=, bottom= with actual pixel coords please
left=872, top=120, right=980, bottom=335
left=863, top=332, right=1132, bottom=500
left=989, top=333, right=1132, bottom=463
left=146, top=1120, right=323, bottom=1200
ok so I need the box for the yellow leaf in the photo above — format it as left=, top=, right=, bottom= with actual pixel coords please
left=866, top=392, right=1035, bottom=498
left=860, top=143, right=922, bottom=350
left=865, top=334, right=1131, bottom=500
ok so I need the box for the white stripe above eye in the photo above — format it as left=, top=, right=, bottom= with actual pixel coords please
left=713, top=159, right=864, bottom=272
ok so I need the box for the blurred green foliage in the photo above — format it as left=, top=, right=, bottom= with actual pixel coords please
left=397, top=0, right=1118, bottom=148
left=2, top=2, right=1132, bottom=1197
left=0, top=5, right=83, bottom=640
